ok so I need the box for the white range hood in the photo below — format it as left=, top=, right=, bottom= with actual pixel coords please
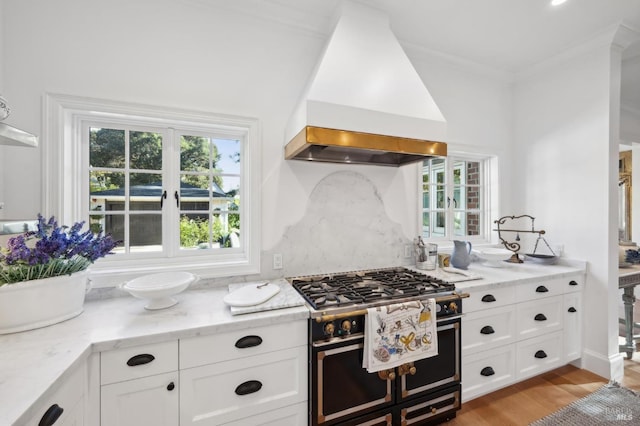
left=285, top=1, right=447, bottom=166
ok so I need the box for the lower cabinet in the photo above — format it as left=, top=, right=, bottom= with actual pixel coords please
left=96, top=319, right=308, bottom=426
left=101, top=372, right=179, bottom=426
left=462, top=272, right=584, bottom=401
left=25, top=361, right=86, bottom=426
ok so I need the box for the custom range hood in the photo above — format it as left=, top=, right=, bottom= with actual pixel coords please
left=284, top=1, right=446, bottom=167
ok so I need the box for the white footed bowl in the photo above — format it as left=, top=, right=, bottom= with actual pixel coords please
left=122, top=271, right=198, bottom=310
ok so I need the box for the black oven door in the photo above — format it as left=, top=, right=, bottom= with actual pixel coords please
left=399, top=317, right=461, bottom=401
left=312, top=338, right=393, bottom=426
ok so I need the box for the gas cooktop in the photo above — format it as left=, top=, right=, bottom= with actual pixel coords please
left=288, top=267, right=456, bottom=313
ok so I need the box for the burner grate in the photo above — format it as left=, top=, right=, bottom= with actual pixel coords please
left=290, top=267, right=455, bottom=310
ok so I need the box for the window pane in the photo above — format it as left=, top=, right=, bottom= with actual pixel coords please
left=433, top=212, right=446, bottom=237
left=180, top=215, right=211, bottom=249
left=422, top=212, right=430, bottom=238
left=466, top=161, right=480, bottom=184
left=436, top=185, right=446, bottom=209
left=90, top=127, right=125, bottom=168
left=453, top=212, right=465, bottom=236
left=130, top=213, right=162, bottom=252
left=130, top=131, right=162, bottom=170
left=130, top=173, right=162, bottom=211
left=181, top=135, right=210, bottom=172
left=454, top=212, right=481, bottom=237
left=215, top=138, right=241, bottom=176
left=423, top=190, right=429, bottom=209
left=90, top=171, right=125, bottom=211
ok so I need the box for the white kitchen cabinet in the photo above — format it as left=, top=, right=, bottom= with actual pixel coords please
left=462, top=345, right=516, bottom=401
left=515, top=331, right=564, bottom=380
left=25, top=361, right=85, bottom=426
left=179, top=320, right=308, bottom=425
left=101, top=371, right=179, bottom=426
left=564, top=292, right=583, bottom=361
left=100, top=341, right=179, bottom=426
left=462, top=272, right=584, bottom=401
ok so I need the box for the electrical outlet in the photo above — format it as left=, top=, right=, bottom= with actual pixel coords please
left=404, top=244, right=413, bottom=258
left=273, top=253, right=283, bottom=270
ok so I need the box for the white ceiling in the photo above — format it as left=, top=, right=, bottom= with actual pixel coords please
left=249, top=0, right=640, bottom=73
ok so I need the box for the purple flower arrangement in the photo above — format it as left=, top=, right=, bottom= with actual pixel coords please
left=0, top=215, right=118, bottom=286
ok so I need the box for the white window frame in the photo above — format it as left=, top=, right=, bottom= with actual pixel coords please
left=42, top=93, right=261, bottom=287
left=420, top=153, right=495, bottom=246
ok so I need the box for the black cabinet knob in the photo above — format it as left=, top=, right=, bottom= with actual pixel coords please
left=167, top=382, right=175, bottom=391
left=480, top=326, right=495, bottom=335
left=39, top=403, right=64, bottom=426
left=569, top=280, right=578, bottom=286
left=235, top=335, right=263, bottom=349
left=127, top=353, right=155, bottom=366
left=535, top=285, right=548, bottom=293
left=535, top=350, right=547, bottom=359
left=480, top=367, right=495, bottom=377
left=568, top=307, right=577, bottom=313
left=235, top=380, right=263, bottom=396
left=481, top=294, right=496, bottom=303
left=534, top=313, right=547, bottom=321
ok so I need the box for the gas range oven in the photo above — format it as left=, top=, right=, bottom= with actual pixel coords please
left=288, top=267, right=468, bottom=426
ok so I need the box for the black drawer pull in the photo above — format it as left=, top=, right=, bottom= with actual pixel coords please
left=534, top=313, right=547, bottom=321
left=480, top=367, right=495, bottom=377
left=39, top=403, right=64, bottom=426
left=167, top=382, right=175, bottom=391
left=235, top=380, right=263, bottom=396
left=127, top=353, right=155, bottom=366
left=535, top=350, right=547, bottom=359
left=481, top=294, right=496, bottom=303
left=235, top=335, right=263, bottom=349
left=535, top=285, right=548, bottom=293
left=569, top=280, right=578, bottom=286
left=568, top=307, right=577, bottom=313
left=480, top=326, right=495, bottom=335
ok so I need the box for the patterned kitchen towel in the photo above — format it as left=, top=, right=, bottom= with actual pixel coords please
left=362, top=299, right=438, bottom=373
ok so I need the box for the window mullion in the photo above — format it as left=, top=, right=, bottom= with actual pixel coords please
left=164, top=128, right=179, bottom=257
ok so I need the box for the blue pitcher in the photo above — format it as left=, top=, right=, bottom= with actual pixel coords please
left=451, top=240, right=472, bottom=269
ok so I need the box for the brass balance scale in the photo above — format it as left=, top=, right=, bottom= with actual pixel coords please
left=494, top=214, right=557, bottom=263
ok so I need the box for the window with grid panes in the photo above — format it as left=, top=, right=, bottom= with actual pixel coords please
left=43, top=94, right=260, bottom=283
left=421, top=157, right=486, bottom=241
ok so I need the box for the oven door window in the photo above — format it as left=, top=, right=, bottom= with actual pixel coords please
left=314, top=341, right=392, bottom=424
left=400, top=319, right=460, bottom=400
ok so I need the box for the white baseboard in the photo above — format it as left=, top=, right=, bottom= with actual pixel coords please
left=580, top=348, right=625, bottom=381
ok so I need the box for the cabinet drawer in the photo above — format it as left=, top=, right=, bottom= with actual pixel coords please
left=101, top=340, right=178, bottom=385
left=516, top=331, right=563, bottom=380
left=220, top=402, right=307, bottom=426
left=515, top=279, right=563, bottom=302
left=464, top=286, right=516, bottom=313
left=180, top=346, right=307, bottom=425
left=462, top=345, right=516, bottom=401
left=180, top=320, right=306, bottom=369
left=516, top=296, right=563, bottom=340
left=462, top=305, right=517, bottom=354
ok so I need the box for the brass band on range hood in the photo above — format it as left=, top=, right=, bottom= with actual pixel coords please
left=285, top=126, right=447, bottom=166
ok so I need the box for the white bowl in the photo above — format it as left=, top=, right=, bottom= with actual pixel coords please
left=472, top=248, right=513, bottom=267
left=122, top=271, right=197, bottom=310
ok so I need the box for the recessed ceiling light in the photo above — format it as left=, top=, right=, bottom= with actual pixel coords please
left=551, top=0, right=567, bottom=5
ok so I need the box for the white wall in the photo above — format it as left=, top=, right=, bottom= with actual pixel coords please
left=1, top=1, right=512, bottom=274
left=513, top=41, right=623, bottom=379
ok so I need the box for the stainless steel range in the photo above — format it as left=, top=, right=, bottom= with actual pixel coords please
left=288, top=267, right=468, bottom=426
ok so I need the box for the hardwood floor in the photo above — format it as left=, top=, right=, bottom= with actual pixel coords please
left=449, top=354, right=640, bottom=425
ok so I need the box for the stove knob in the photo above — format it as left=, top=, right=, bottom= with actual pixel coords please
left=449, top=302, right=458, bottom=313
left=324, top=322, right=335, bottom=336
left=341, top=320, right=352, bottom=334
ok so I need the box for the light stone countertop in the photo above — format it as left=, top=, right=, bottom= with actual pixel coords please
left=0, top=283, right=309, bottom=426
left=0, top=260, right=586, bottom=425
